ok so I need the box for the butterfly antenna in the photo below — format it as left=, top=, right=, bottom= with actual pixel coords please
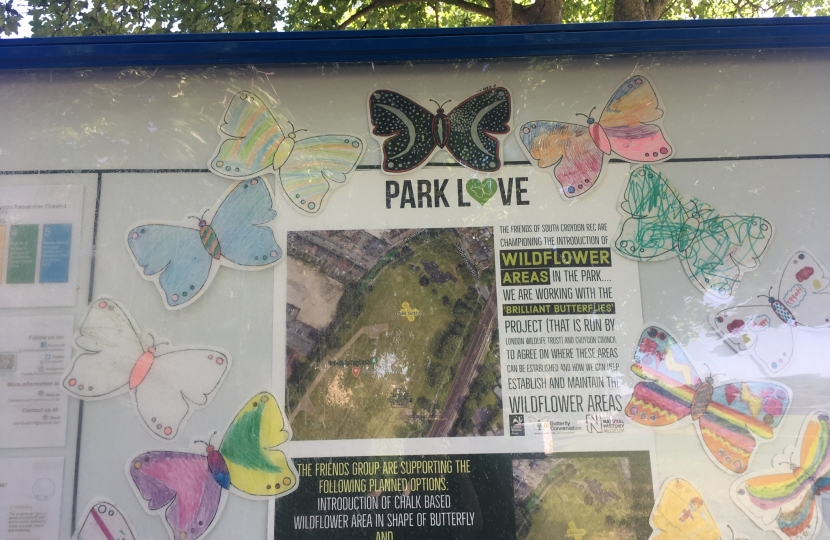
left=726, top=525, right=735, bottom=540
left=575, top=107, right=597, bottom=120
left=207, top=431, right=218, bottom=446
left=429, top=99, right=452, bottom=109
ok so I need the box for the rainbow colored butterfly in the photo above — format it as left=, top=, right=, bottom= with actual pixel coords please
left=732, top=412, right=830, bottom=540
left=209, top=91, right=364, bottom=214
left=711, top=248, right=830, bottom=374
left=625, top=326, right=790, bottom=474
left=76, top=500, right=137, bottom=540
left=651, top=478, right=746, bottom=540
left=128, top=392, right=297, bottom=540
left=518, top=75, right=672, bottom=199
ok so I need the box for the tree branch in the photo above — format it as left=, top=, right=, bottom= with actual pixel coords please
left=338, top=0, right=491, bottom=28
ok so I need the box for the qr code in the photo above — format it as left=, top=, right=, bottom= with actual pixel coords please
left=0, top=352, right=17, bottom=372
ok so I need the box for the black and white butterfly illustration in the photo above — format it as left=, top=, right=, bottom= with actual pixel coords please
left=369, top=88, right=511, bottom=173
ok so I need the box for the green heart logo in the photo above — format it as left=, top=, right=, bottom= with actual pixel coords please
left=466, top=178, right=498, bottom=206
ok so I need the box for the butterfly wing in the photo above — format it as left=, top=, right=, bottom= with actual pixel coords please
left=209, top=91, right=285, bottom=179
left=698, top=383, right=790, bottom=474
left=711, top=304, right=794, bottom=373
left=220, top=392, right=298, bottom=497
left=63, top=297, right=144, bottom=399
left=129, top=451, right=223, bottom=540
left=277, top=135, right=364, bottom=214
left=615, top=166, right=687, bottom=262
left=369, top=90, right=436, bottom=173
left=77, top=500, right=136, bottom=540
left=777, top=249, right=830, bottom=327
left=127, top=225, right=214, bottom=309
left=598, top=75, right=673, bottom=162
left=518, top=121, right=604, bottom=198
left=209, top=178, right=282, bottom=267
left=446, top=87, right=511, bottom=172
left=681, top=214, right=774, bottom=299
left=625, top=327, right=699, bottom=427
left=650, top=478, right=721, bottom=540
left=133, top=349, right=231, bottom=440
left=733, top=413, right=830, bottom=540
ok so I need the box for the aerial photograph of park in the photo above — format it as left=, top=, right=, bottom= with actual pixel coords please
left=285, top=227, right=501, bottom=440
left=513, top=453, right=653, bottom=540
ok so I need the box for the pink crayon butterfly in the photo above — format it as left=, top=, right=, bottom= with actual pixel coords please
left=518, top=75, right=672, bottom=199
left=625, top=325, right=790, bottom=474
left=732, top=412, right=830, bottom=540
left=62, top=297, right=231, bottom=440
left=76, top=500, right=137, bottom=540
left=128, top=392, right=297, bottom=540
left=711, top=248, right=830, bottom=374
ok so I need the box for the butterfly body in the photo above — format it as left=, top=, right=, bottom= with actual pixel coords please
left=130, top=392, right=297, bottom=540
left=615, top=166, right=773, bottom=300
left=626, top=326, right=790, bottom=474
left=712, top=249, right=830, bottom=373
left=733, top=412, right=830, bottom=540
left=519, top=75, right=672, bottom=198
left=210, top=91, right=363, bottom=214
left=369, top=88, right=511, bottom=173
left=63, top=298, right=231, bottom=440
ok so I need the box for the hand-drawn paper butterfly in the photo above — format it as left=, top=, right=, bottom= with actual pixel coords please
left=209, top=90, right=364, bottom=214
left=626, top=326, right=790, bottom=474
left=518, top=75, right=672, bottom=199
left=127, top=177, right=281, bottom=309
left=732, top=412, right=830, bottom=540
left=651, top=478, right=746, bottom=540
left=62, top=297, right=231, bottom=441
left=76, top=500, right=137, bottom=540
left=711, top=248, right=830, bottom=374
left=129, top=392, right=297, bottom=540
left=369, top=87, right=511, bottom=173
left=615, top=166, right=773, bottom=300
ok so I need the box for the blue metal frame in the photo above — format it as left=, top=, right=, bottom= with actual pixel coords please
left=1, top=17, right=829, bottom=69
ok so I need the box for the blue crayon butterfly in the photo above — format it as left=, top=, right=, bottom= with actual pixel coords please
left=209, top=91, right=364, bottom=214
left=127, top=178, right=281, bottom=309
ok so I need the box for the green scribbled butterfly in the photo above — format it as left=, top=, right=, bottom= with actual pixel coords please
left=210, top=91, right=364, bottom=214
left=614, top=165, right=773, bottom=301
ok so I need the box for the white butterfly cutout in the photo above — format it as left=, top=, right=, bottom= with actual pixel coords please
left=711, top=248, right=830, bottom=373
left=76, top=499, right=137, bottom=540
left=62, top=297, right=231, bottom=440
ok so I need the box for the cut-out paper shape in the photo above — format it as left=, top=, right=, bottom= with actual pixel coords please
left=127, top=178, right=281, bottom=309
left=615, top=166, right=773, bottom=300
left=128, top=391, right=297, bottom=540
left=711, top=248, right=830, bottom=374
left=465, top=177, right=498, bottom=205
left=76, top=499, right=137, bottom=540
left=732, top=411, right=830, bottom=540
left=518, top=75, right=672, bottom=199
left=625, top=325, right=790, bottom=474
left=651, top=477, right=746, bottom=540
left=209, top=91, right=364, bottom=214
left=369, top=88, right=511, bottom=173
left=62, top=297, right=231, bottom=441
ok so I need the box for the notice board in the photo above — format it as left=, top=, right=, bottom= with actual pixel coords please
left=1, top=20, right=830, bottom=540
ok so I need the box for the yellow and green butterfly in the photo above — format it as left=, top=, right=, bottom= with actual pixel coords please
left=129, top=391, right=298, bottom=540
left=209, top=90, right=364, bottom=214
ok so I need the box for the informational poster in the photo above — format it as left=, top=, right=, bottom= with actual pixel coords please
left=0, top=185, right=83, bottom=307
left=0, top=315, right=71, bottom=448
left=0, top=457, right=64, bottom=540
